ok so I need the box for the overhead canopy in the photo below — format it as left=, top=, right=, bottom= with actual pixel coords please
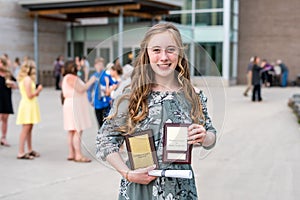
left=19, top=0, right=183, bottom=21
left=18, top=0, right=183, bottom=70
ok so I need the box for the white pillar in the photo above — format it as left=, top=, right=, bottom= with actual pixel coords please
left=232, top=42, right=238, bottom=78
left=232, top=0, right=239, bottom=79
left=118, top=8, right=124, bottom=66
left=190, top=0, right=195, bottom=77
left=34, top=14, right=39, bottom=83
left=222, top=0, right=231, bottom=82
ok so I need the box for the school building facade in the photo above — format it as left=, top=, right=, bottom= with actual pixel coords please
left=0, top=0, right=299, bottom=86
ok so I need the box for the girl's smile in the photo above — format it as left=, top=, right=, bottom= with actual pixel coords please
left=147, top=32, right=179, bottom=80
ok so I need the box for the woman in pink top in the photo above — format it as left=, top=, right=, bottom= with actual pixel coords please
left=62, top=60, right=95, bottom=162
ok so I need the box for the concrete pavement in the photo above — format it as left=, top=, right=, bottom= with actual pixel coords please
left=0, top=85, right=299, bottom=200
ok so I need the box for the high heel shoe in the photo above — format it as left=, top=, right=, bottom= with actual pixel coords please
left=0, top=138, right=10, bottom=147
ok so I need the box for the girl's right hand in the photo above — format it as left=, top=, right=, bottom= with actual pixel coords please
left=127, top=165, right=156, bottom=185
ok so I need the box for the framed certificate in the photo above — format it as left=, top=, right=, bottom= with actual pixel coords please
left=125, top=129, right=158, bottom=170
left=163, top=123, right=192, bottom=164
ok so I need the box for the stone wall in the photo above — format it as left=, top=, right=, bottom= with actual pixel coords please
left=238, top=0, right=300, bottom=84
left=0, top=0, right=66, bottom=86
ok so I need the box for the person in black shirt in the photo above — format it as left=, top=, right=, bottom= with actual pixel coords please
left=0, top=56, right=17, bottom=146
left=251, top=56, right=263, bottom=102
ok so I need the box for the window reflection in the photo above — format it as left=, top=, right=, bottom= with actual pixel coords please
left=196, top=0, right=223, bottom=9
left=195, top=12, right=223, bottom=26
left=163, top=14, right=192, bottom=25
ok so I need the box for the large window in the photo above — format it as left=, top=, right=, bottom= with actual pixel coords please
left=195, top=12, right=223, bottom=26
left=182, top=0, right=192, bottom=10
left=99, top=48, right=110, bottom=63
left=163, top=13, right=192, bottom=25
left=196, top=0, right=223, bottom=9
left=87, top=47, right=96, bottom=67
left=67, top=42, right=84, bottom=58
left=165, top=0, right=224, bottom=26
left=194, top=42, right=223, bottom=76
left=183, top=0, right=223, bottom=9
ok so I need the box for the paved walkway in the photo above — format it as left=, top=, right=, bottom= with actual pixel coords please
left=0, top=85, right=299, bottom=200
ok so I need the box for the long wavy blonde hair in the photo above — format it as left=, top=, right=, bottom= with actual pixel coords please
left=111, top=23, right=204, bottom=134
left=18, top=59, right=37, bottom=83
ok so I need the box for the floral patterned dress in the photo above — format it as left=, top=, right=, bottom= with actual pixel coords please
left=96, top=90, right=217, bottom=200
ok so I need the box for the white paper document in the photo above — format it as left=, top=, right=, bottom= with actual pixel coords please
left=148, top=170, right=193, bottom=179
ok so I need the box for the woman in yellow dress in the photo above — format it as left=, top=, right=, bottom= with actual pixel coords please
left=16, top=59, right=43, bottom=160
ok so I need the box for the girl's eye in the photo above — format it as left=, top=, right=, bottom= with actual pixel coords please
left=149, top=47, right=178, bottom=54
left=152, top=48, right=161, bottom=53
left=166, top=47, right=176, bottom=54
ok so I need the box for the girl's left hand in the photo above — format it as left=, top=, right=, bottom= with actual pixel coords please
left=187, top=123, right=206, bottom=145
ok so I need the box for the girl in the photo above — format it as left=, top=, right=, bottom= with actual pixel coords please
left=62, top=60, right=95, bottom=162
left=96, top=23, right=217, bottom=200
left=16, top=59, right=43, bottom=159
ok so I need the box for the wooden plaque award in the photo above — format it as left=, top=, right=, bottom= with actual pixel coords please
left=125, top=129, right=158, bottom=170
left=163, top=123, right=192, bottom=164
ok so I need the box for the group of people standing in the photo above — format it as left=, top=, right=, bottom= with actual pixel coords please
left=1, top=22, right=218, bottom=199
left=0, top=51, right=129, bottom=162
left=243, top=56, right=289, bottom=102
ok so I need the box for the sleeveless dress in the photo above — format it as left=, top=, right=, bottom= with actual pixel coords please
left=62, top=74, right=91, bottom=132
left=0, top=76, right=14, bottom=114
left=96, top=90, right=217, bottom=200
left=16, top=77, right=41, bottom=124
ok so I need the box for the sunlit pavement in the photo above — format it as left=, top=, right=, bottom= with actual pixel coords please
left=0, top=85, right=299, bottom=200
